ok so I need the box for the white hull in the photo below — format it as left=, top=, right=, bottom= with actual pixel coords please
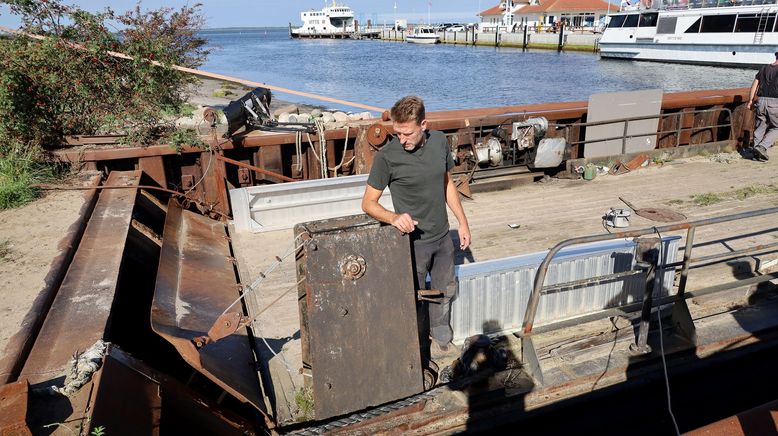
left=293, top=1, right=355, bottom=38
left=599, top=4, right=778, bottom=67
left=406, top=35, right=440, bottom=44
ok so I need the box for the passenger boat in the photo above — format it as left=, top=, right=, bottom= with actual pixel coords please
left=291, top=1, right=356, bottom=38
left=599, top=0, right=778, bottom=66
left=406, top=26, right=440, bottom=44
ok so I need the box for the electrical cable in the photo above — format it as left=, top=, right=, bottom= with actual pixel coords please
left=652, top=226, right=681, bottom=436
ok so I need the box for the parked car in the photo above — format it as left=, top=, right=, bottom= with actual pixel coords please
left=447, top=25, right=467, bottom=32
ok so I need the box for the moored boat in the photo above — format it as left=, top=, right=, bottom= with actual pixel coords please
left=599, top=0, right=778, bottom=66
left=406, top=26, right=440, bottom=44
left=291, top=0, right=356, bottom=38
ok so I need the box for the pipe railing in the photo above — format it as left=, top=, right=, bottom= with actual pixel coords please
left=518, top=205, right=778, bottom=385
left=555, top=108, right=733, bottom=154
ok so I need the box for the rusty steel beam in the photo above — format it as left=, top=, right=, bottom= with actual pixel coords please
left=685, top=399, right=778, bottom=435
left=216, top=154, right=296, bottom=183
left=19, top=171, right=140, bottom=386
left=151, top=200, right=269, bottom=418
left=0, top=174, right=102, bottom=385
left=0, top=380, right=32, bottom=435
left=88, top=346, right=259, bottom=435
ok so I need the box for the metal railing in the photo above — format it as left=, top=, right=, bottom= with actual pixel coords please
left=554, top=107, right=734, bottom=155
left=632, top=0, right=778, bottom=11
left=519, top=206, right=778, bottom=385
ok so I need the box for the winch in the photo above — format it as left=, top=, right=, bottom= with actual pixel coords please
left=603, top=208, right=631, bottom=228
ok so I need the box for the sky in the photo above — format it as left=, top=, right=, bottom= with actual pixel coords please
left=0, top=1, right=497, bottom=29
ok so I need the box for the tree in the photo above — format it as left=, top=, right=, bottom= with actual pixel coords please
left=0, top=0, right=209, bottom=147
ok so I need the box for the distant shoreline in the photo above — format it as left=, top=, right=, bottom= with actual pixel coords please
left=200, top=27, right=287, bottom=32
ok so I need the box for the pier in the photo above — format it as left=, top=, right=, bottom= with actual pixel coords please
left=380, top=25, right=602, bottom=51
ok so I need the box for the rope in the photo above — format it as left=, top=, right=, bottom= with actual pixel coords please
left=295, top=131, right=304, bottom=174
left=328, top=124, right=356, bottom=177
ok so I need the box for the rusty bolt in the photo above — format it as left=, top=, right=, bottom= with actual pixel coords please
left=340, top=254, right=367, bottom=280
left=224, top=320, right=232, bottom=327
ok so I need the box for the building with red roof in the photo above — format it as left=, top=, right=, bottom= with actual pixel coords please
left=479, top=0, right=615, bottom=31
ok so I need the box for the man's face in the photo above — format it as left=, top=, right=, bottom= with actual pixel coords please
left=393, top=119, right=428, bottom=151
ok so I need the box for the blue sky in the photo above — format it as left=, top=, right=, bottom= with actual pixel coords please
left=0, top=1, right=495, bottom=29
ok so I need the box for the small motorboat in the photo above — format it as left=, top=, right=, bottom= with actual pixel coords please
left=406, top=26, right=439, bottom=44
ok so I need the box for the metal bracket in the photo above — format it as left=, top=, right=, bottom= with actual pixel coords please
left=417, top=289, right=444, bottom=302
left=193, top=311, right=250, bottom=349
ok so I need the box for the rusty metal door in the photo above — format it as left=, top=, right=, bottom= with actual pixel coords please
left=296, top=215, right=423, bottom=420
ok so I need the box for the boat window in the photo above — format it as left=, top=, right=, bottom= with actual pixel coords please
left=623, top=14, right=640, bottom=27
left=735, top=14, right=760, bottom=32
left=768, top=13, right=777, bottom=31
left=685, top=17, right=701, bottom=32
left=639, top=12, right=659, bottom=27
left=656, top=17, right=677, bottom=34
left=608, top=15, right=627, bottom=28
left=700, top=14, right=736, bottom=32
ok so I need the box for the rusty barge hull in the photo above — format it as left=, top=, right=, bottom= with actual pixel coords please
left=50, top=88, right=753, bottom=218
left=6, top=88, right=778, bottom=435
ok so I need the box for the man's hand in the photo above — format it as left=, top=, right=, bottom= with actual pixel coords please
left=748, top=100, right=755, bottom=110
left=458, top=224, right=471, bottom=250
left=391, top=213, right=418, bottom=234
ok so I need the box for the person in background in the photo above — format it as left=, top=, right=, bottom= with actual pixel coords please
left=747, top=52, right=778, bottom=161
left=361, top=96, right=471, bottom=361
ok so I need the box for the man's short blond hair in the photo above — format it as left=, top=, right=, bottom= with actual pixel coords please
left=390, top=96, right=426, bottom=125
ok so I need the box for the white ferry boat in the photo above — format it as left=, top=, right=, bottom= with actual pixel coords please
left=599, top=0, right=778, bottom=66
left=406, top=27, right=440, bottom=44
left=291, top=1, right=356, bottom=38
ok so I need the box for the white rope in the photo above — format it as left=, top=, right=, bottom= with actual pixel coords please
left=328, top=124, right=356, bottom=177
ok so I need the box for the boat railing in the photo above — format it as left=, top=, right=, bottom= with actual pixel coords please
left=519, top=203, right=778, bottom=385
left=622, top=0, right=778, bottom=11
left=556, top=108, right=733, bottom=154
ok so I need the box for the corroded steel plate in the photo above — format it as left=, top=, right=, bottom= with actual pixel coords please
left=295, top=215, right=423, bottom=420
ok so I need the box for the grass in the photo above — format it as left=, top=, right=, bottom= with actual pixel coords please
left=0, top=140, right=64, bottom=210
left=690, top=184, right=778, bottom=207
left=212, top=81, right=238, bottom=98
left=666, top=199, right=684, bottom=205
left=732, top=184, right=778, bottom=200
left=0, top=145, right=48, bottom=209
left=692, top=193, right=723, bottom=206
left=294, top=387, right=314, bottom=422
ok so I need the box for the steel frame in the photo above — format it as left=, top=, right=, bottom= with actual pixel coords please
left=520, top=206, right=778, bottom=385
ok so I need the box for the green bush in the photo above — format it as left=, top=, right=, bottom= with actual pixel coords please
left=0, top=0, right=209, bottom=208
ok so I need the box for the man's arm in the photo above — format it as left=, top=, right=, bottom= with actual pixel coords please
left=361, top=185, right=417, bottom=233
left=749, top=78, right=760, bottom=110
left=444, top=172, right=471, bottom=250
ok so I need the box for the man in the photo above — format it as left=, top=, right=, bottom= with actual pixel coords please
left=361, top=96, right=471, bottom=358
left=747, top=52, right=778, bottom=161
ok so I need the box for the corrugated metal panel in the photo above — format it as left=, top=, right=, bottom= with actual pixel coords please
left=229, top=175, right=393, bottom=233
left=451, top=237, right=680, bottom=344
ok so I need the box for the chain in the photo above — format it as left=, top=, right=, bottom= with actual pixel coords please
left=288, top=386, right=445, bottom=435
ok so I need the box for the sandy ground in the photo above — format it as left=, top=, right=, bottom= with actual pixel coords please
left=186, top=78, right=327, bottom=114
left=0, top=172, right=100, bottom=366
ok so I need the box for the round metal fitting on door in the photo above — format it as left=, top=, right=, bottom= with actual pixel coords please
left=340, top=254, right=366, bottom=280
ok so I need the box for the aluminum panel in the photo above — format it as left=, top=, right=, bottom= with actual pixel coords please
left=229, top=174, right=393, bottom=233
left=452, top=237, right=680, bottom=343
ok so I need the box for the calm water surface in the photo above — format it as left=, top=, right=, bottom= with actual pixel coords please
left=200, top=28, right=756, bottom=111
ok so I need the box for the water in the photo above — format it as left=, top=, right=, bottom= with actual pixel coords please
left=200, top=28, right=756, bottom=112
